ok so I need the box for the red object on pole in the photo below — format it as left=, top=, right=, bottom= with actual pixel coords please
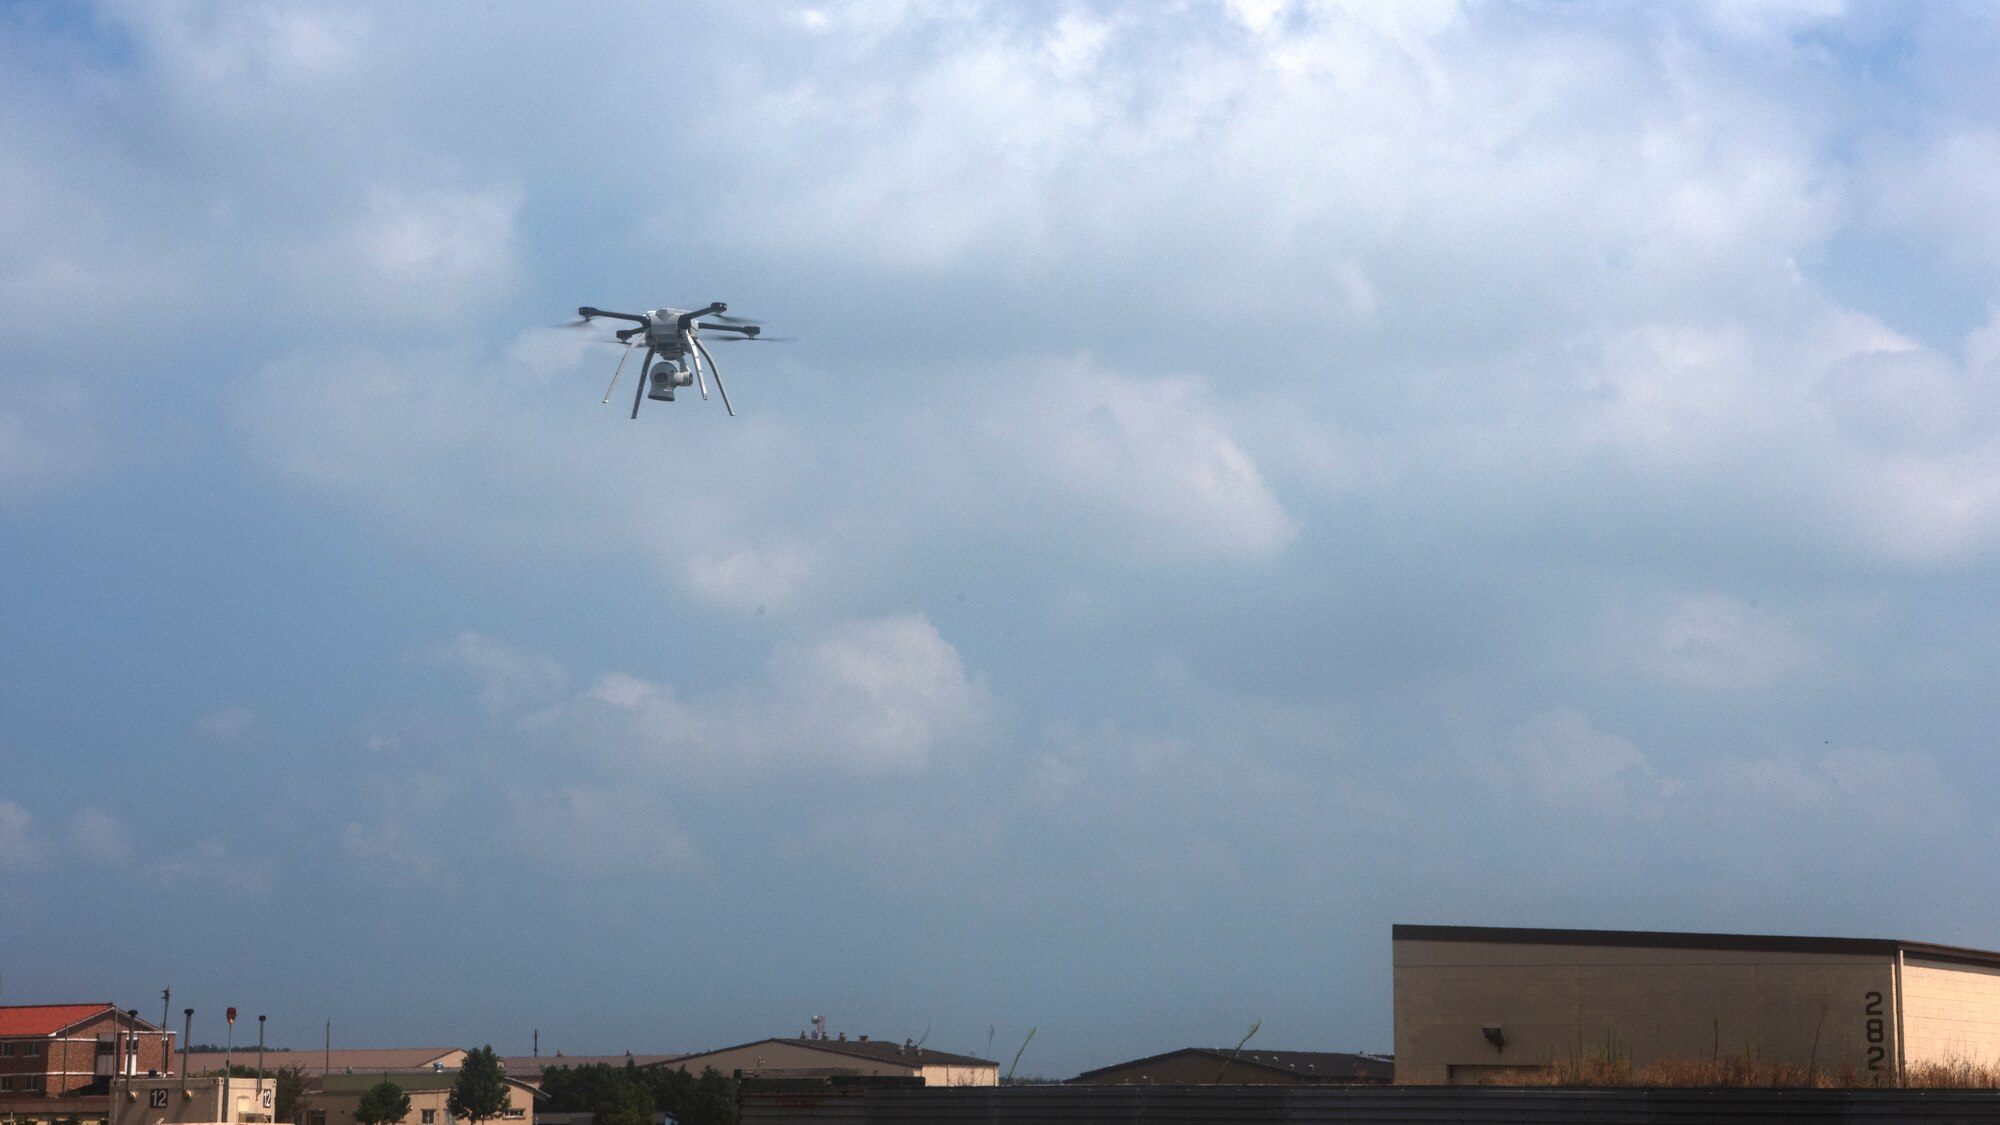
left=227, top=1008, right=237, bottom=1024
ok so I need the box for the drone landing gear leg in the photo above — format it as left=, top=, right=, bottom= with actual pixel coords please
left=630, top=347, right=655, bottom=419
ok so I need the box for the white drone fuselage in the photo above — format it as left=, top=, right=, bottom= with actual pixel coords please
left=644, top=309, right=696, bottom=358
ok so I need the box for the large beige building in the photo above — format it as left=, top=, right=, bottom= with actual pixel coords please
left=1394, top=924, right=2000, bottom=1084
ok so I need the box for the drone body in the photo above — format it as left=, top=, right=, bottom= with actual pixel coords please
left=572, top=302, right=780, bottom=418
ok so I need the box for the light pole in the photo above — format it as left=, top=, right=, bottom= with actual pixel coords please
left=256, top=1017, right=266, bottom=1119
left=223, top=1010, right=236, bottom=1123
left=180, top=1011, right=193, bottom=1096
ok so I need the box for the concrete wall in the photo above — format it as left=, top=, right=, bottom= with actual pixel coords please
left=1901, top=956, right=2000, bottom=1067
left=112, top=1076, right=275, bottom=1125
left=1394, top=936, right=1899, bottom=1084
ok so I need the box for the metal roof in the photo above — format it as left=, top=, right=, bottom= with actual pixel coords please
left=1394, top=923, right=2000, bottom=970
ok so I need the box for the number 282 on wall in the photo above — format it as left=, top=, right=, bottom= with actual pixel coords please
left=1864, top=991, right=1886, bottom=1071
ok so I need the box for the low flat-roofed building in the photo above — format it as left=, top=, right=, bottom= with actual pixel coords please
left=1069, top=1048, right=1392, bottom=1085
left=186, top=1050, right=466, bottom=1078
left=663, top=1038, right=997, bottom=1087
left=305, top=1069, right=536, bottom=1125
left=1395, top=923, right=2000, bottom=1084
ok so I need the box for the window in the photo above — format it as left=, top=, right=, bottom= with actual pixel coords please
left=23, top=1042, right=38, bottom=1057
left=309, top=1111, right=327, bottom=1125
left=423, top=1111, right=436, bottom=1123
left=502, top=1110, right=525, bottom=1119
left=0, top=1042, right=13, bottom=1057
left=1, top=1077, right=13, bottom=1091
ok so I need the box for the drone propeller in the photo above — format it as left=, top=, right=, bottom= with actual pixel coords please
left=711, top=335, right=797, bottom=343
left=703, top=311, right=758, bottom=325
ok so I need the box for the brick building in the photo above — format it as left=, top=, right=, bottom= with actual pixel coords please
left=0, top=1004, right=176, bottom=1099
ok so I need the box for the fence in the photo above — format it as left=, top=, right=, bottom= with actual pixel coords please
left=741, top=1083, right=2000, bottom=1124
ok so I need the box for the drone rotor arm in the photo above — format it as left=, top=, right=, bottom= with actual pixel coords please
left=579, top=306, right=650, bottom=326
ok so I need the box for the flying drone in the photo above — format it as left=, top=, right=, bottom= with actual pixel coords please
left=567, top=303, right=787, bottom=418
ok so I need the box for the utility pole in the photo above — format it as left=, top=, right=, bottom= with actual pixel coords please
left=181, top=1011, right=193, bottom=1095
left=161, top=991, right=172, bottom=1078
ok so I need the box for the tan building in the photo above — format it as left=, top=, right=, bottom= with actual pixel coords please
left=305, top=1070, right=535, bottom=1125
left=1069, top=1048, right=1393, bottom=1085
left=185, top=1051, right=466, bottom=1079
left=1394, top=923, right=2000, bottom=1084
left=663, top=1038, right=997, bottom=1086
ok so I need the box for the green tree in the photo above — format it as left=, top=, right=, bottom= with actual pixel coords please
left=354, top=1081, right=412, bottom=1125
left=591, top=1077, right=653, bottom=1125
left=448, top=1047, right=510, bottom=1125
left=685, top=1068, right=737, bottom=1125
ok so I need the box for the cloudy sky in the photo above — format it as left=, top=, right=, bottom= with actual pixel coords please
left=6, top=0, right=2000, bottom=1076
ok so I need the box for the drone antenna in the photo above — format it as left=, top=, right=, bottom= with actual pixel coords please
left=602, top=341, right=638, bottom=404
left=692, top=335, right=734, bottom=417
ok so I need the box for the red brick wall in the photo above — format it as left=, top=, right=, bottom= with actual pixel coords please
left=0, top=1011, right=177, bottom=1099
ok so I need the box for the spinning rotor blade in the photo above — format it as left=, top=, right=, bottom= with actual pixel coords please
left=712, top=335, right=797, bottom=343
left=704, top=312, right=757, bottom=325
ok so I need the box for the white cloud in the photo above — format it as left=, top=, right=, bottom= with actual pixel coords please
left=147, top=838, right=275, bottom=893
left=0, top=801, right=40, bottom=874
left=1476, top=709, right=1681, bottom=814
left=67, top=808, right=132, bottom=866
left=198, top=706, right=260, bottom=740
left=1596, top=593, right=1818, bottom=692
left=421, top=632, right=570, bottom=716
left=988, top=364, right=1296, bottom=560
left=505, top=785, right=702, bottom=876
left=561, top=613, right=989, bottom=777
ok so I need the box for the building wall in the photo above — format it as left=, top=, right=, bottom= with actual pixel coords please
left=111, top=1076, right=275, bottom=1125
left=915, top=1062, right=997, bottom=1087
left=1394, top=936, right=1899, bottom=1084
left=1901, top=957, right=2000, bottom=1067
left=309, top=1077, right=532, bottom=1125
left=0, top=1012, right=177, bottom=1098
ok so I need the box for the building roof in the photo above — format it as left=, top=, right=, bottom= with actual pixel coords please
left=186, top=1047, right=464, bottom=1075
left=0, top=1003, right=136, bottom=1036
left=671, top=1038, right=996, bottom=1070
left=319, top=1070, right=542, bottom=1097
left=1070, top=1048, right=1394, bottom=1084
left=1393, top=924, right=2000, bottom=971
left=500, top=1055, right=683, bottom=1079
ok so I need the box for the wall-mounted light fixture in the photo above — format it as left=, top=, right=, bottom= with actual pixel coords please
left=1481, top=1026, right=1506, bottom=1051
